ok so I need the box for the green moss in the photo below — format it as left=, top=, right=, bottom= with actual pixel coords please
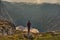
left=0, top=31, right=60, bottom=40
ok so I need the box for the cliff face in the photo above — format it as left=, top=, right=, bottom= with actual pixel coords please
left=0, top=18, right=15, bottom=36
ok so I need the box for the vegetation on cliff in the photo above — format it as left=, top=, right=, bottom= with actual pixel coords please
left=0, top=30, right=60, bottom=40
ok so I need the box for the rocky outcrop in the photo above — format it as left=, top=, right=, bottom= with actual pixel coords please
left=16, top=26, right=25, bottom=31
left=0, top=18, right=15, bottom=36
left=16, top=26, right=39, bottom=34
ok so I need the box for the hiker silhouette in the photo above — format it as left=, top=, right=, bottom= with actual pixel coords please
left=27, top=20, right=31, bottom=35
left=23, top=21, right=33, bottom=40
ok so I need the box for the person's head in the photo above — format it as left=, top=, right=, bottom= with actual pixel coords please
left=28, top=20, right=30, bottom=22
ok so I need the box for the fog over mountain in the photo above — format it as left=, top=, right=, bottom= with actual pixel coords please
left=1, top=1, right=60, bottom=32
left=2, top=0, right=60, bottom=4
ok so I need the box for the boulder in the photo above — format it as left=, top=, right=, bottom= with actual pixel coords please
left=16, top=26, right=39, bottom=34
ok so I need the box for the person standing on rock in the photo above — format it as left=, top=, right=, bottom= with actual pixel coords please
left=27, top=20, right=31, bottom=36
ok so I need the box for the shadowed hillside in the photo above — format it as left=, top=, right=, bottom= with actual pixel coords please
left=1, top=1, right=60, bottom=32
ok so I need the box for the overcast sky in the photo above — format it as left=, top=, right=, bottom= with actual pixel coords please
left=2, top=0, right=60, bottom=4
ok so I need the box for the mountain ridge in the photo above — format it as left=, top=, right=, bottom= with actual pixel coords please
left=2, top=0, right=60, bottom=4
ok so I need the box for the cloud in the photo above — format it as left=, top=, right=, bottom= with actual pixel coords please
left=2, top=0, right=60, bottom=4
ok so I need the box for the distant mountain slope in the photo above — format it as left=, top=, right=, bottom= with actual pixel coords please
left=1, top=1, right=60, bottom=32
